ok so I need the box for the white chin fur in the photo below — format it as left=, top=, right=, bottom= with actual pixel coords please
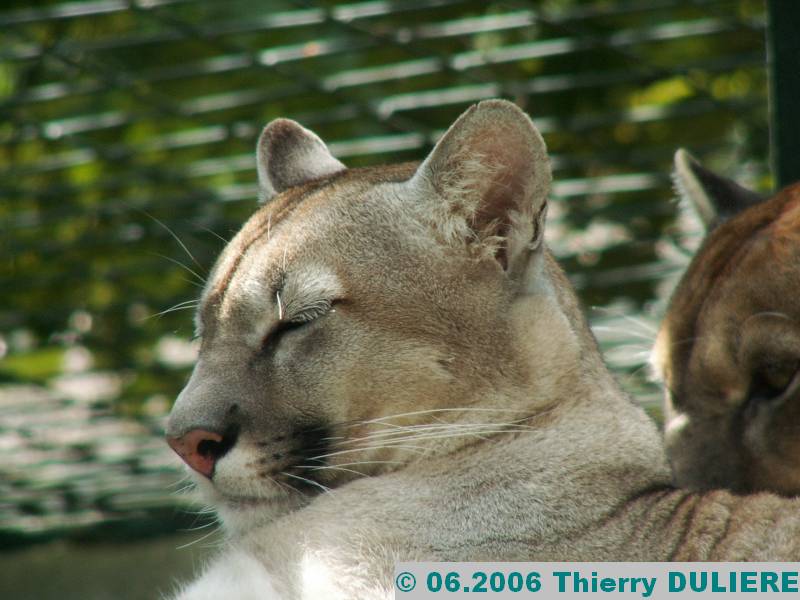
left=188, top=473, right=308, bottom=535
left=216, top=496, right=307, bottom=536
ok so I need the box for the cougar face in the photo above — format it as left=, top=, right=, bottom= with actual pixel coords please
left=654, top=150, right=800, bottom=494
left=165, top=104, right=550, bottom=527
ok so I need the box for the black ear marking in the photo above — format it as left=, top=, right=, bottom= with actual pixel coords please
left=673, top=149, right=763, bottom=229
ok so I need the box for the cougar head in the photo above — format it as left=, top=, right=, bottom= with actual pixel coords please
left=654, top=149, right=800, bottom=494
left=164, top=101, right=555, bottom=530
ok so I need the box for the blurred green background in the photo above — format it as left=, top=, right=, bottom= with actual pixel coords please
left=0, top=0, right=772, bottom=596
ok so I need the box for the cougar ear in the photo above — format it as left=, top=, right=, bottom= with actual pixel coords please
left=673, top=149, right=762, bottom=229
left=256, top=119, right=346, bottom=203
left=411, top=99, right=551, bottom=272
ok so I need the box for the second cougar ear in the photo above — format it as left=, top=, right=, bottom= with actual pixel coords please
left=411, top=99, right=551, bottom=272
left=673, top=149, right=763, bottom=229
left=256, top=119, right=346, bottom=203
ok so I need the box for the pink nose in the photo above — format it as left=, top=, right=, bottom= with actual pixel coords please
left=166, top=429, right=224, bottom=478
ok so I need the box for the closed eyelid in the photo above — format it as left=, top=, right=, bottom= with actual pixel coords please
left=288, top=298, right=337, bottom=321
left=279, top=266, right=344, bottom=314
left=260, top=298, right=340, bottom=352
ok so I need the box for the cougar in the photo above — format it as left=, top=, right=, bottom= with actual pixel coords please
left=166, top=101, right=800, bottom=599
left=654, top=150, right=800, bottom=494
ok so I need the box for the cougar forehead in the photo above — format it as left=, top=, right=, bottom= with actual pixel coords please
left=198, top=164, right=419, bottom=340
left=198, top=162, right=522, bottom=371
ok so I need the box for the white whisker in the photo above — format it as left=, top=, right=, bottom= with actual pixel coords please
left=336, top=422, right=534, bottom=446
left=180, top=519, right=219, bottom=532
left=185, top=505, right=218, bottom=516
left=273, top=477, right=302, bottom=497
left=179, top=278, right=205, bottom=290
left=145, top=299, right=200, bottom=321
left=176, top=524, right=223, bottom=550
left=169, top=473, right=195, bottom=489
left=353, top=428, right=534, bottom=447
left=312, top=426, right=534, bottom=461
left=308, top=444, right=428, bottom=462
left=154, top=252, right=206, bottom=285
left=282, top=472, right=333, bottom=494
left=591, top=306, right=658, bottom=335
left=200, top=225, right=229, bottom=245
left=142, top=209, right=205, bottom=273
left=313, top=408, right=532, bottom=436
left=296, top=464, right=366, bottom=477
left=330, top=460, right=403, bottom=468
left=360, top=407, right=530, bottom=425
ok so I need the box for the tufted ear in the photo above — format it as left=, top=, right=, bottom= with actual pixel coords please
left=256, top=119, right=346, bottom=203
left=673, top=148, right=763, bottom=229
left=410, top=100, right=551, bottom=272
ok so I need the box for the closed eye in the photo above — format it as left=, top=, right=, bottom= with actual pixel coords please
left=260, top=299, right=338, bottom=354
left=291, top=298, right=336, bottom=324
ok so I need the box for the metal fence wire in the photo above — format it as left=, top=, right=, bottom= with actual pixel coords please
left=0, top=0, right=769, bottom=542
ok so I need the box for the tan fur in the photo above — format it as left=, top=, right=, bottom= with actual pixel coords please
left=654, top=152, right=800, bottom=495
left=168, top=104, right=800, bottom=600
